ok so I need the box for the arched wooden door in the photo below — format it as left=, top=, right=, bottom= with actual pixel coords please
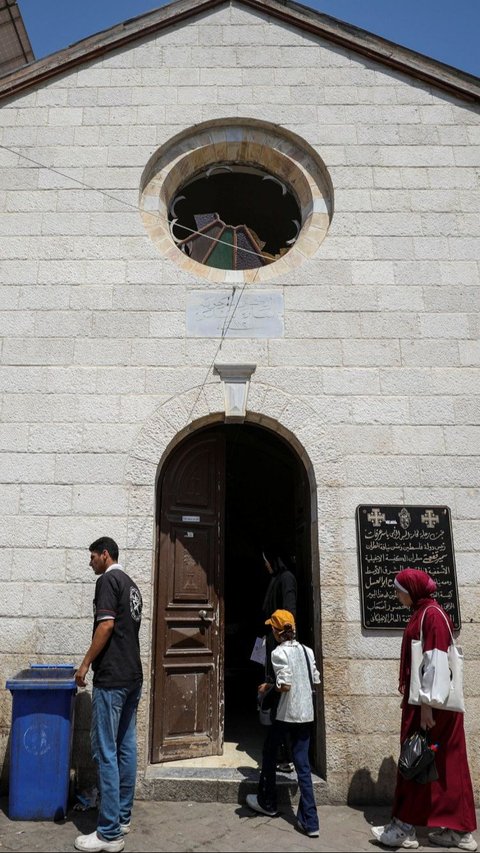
left=151, top=429, right=225, bottom=762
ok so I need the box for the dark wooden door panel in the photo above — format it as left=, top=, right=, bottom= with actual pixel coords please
left=165, top=618, right=214, bottom=656
left=151, top=430, right=225, bottom=763
left=168, top=524, right=212, bottom=604
left=161, top=665, right=215, bottom=758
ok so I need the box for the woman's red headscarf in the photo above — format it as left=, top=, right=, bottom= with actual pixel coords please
left=396, top=568, right=439, bottom=694
left=395, top=568, right=437, bottom=604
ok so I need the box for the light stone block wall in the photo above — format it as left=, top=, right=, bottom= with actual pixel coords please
left=0, top=1, right=479, bottom=803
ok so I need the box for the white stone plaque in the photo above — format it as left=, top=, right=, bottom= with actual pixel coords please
left=186, top=290, right=284, bottom=338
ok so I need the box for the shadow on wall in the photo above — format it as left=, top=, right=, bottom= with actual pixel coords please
left=347, top=755, right=397, bottom=806
left=0, top=731, right=11, bottom=795
left=72, top=691, right=96, bottom=791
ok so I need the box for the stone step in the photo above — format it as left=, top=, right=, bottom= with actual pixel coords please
left=138, top=765, right=327, bottom=804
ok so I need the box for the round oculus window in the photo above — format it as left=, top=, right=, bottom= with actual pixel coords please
left=168, top=164, right=302, bottom=271
left=140, top=120, right=333, bottom=283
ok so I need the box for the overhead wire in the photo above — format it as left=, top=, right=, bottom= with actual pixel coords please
left=0, top=141, right=267, bottom=420
left=0, top=143, right=272, bottom=261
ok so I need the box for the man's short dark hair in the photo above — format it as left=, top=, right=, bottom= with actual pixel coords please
left=89, top=537, right=119, bottom=562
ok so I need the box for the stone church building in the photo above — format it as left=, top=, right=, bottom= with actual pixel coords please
left=0, top=0, right=479, bottom=805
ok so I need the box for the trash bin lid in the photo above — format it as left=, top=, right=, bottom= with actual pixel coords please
left=6, top=663, right=76, bottom=691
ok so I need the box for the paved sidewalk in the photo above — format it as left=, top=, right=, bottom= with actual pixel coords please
left=0, top=798, right=478, bottom=852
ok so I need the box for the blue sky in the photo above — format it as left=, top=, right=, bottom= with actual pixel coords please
left=18, top=0, right=480, bottom=77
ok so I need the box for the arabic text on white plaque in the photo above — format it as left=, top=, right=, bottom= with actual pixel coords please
left=186, top=290, right=284, bottom=338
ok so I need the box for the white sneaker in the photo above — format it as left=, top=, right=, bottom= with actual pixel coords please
left=428, top=828, right=478, bottom=851
left=245, top=794, right=278, bottom=817
left=371, top=819, right=419, bottom=849
left=74, top=831, right=125, bottom=852
left=297, top=818, right=320, bottom=837
left=120, top=824, right=130, bottom=834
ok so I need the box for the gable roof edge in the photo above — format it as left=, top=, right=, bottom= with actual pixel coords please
left=0, top=0, right=479, bottom=104
left=0, top=0, right=224, bottom=100
left=251, top=0, right=480, bottom=104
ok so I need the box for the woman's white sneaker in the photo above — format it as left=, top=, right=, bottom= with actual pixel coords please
left=371, top=819, right=419, bottom=849
left=428, top=828, right=478, bottom=851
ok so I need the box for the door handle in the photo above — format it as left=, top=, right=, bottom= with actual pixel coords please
left=199, top=609, right=214, bottom=623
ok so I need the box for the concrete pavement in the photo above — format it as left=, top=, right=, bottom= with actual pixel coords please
left=0, top=798, right=478, bottom=852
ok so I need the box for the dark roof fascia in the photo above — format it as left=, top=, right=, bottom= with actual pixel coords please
left=0, top=0, right=479, bottom=104
left=0, top=0, right=223, bottom=100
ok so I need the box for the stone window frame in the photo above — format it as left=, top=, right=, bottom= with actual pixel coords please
left=140, top=118, right=333, bottom=284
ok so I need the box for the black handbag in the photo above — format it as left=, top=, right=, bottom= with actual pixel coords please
left=398, top=729, right=438, bottom=784
left=258, top=684, right=280, bottom=726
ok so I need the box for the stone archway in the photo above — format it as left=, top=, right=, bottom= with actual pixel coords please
left=125, top=380, right=338, bottom=491
left=125, top=380, right=341, bottom=780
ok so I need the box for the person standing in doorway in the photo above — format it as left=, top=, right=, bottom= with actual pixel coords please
left=247, top=609, right=320, bottom=837
left=74, top=537, right=143, bottom=853
left=260, top=550, right=297, bottom=772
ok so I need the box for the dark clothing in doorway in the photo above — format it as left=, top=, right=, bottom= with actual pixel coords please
left=262, top=557, right=297, bottom=768
left=262, top=567, right=297, bottom=624
left=263, top=565, right=297, bottom=683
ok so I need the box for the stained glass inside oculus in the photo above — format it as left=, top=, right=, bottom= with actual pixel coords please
left=168, top=165, right=302, bottom=271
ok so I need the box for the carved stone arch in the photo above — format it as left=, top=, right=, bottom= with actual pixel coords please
left=124, top=378, right=341, bottom=599
left=125, top=379, right=338, bottom=489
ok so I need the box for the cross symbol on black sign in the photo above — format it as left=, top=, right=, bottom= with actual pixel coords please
left=421, top=509, right=439, bottom=528
left=367, top=508, right=386, bottom=527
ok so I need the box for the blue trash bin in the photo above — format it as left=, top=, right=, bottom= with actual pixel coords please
left=6, top=663, right=77, bottom=820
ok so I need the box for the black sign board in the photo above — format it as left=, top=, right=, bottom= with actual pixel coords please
left=356, top=505, right=460, bottom=630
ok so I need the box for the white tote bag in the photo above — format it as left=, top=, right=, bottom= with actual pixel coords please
left=409, top=606, right=465, bottom=713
